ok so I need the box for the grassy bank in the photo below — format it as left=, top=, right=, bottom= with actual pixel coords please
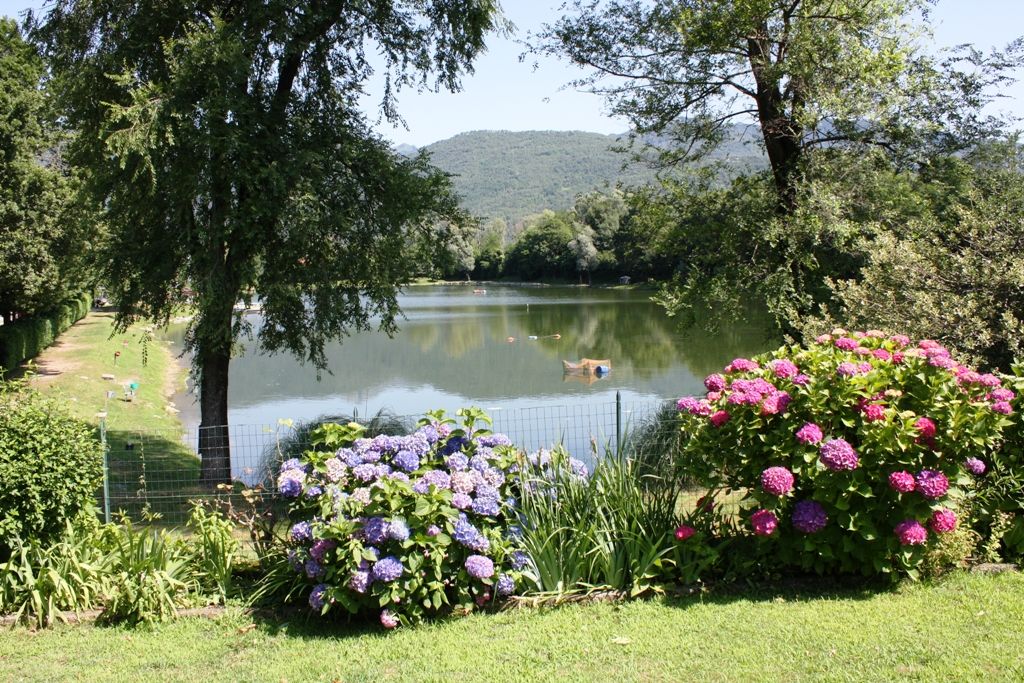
left=1, top=571, right=1021, bottom=681
left=29, top=312, right=198, bottom=518
left=30, top=312, right=185, bottom=431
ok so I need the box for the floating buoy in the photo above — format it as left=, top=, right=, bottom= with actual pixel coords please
left=506, top=337, right=515, bottom=343
left=595, top=365, right=610, bottom=375
left=552, top=333, right=561, bottom=340
left=528, top=335, right=538, bottom=340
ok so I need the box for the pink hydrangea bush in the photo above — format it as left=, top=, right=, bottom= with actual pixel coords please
left=676, top=332, right=1014, bottom=577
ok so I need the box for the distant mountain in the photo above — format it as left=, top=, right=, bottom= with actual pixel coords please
left=414, top=129, right=766, bottom=226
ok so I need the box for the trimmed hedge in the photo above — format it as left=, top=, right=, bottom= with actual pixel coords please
left=0, top=292, right=91, bottom=372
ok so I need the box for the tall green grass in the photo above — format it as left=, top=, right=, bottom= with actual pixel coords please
left=516, top=447, right=683, bottom=596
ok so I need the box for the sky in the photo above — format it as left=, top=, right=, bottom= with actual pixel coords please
left=2, top=0, right=1023, bottom=147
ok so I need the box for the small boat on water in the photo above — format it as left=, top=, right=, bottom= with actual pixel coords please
left=562, top=358, right=611, bottom=373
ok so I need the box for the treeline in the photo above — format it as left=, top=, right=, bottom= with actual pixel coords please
left=0, top=19, right=96, bottom=330
left=431, top=188, right=680, bottom=284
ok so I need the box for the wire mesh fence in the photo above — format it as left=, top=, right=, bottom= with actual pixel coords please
left=98, top=395, right=680, bottom=524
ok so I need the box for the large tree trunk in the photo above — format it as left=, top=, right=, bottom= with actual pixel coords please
left=199, top=343, right=232, bottom=486
left=748, top=35, right=802, bottom=215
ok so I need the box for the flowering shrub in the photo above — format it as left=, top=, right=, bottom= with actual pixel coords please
left=676, top=330, right=1014, bottom=578
left=275, top=408, right=527, bottom=627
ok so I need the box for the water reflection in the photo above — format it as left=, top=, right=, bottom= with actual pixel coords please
left=165, top=284, right=778, bottom=428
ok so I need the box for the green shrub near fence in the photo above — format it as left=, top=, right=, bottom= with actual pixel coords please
left=0, top=292, right=91, bottom=372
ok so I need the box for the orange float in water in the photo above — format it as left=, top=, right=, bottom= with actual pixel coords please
left=506, top=337, right=515, bottom=343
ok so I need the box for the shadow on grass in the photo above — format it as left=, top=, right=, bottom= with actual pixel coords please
left=233, top=571, right=898, bottom=644
left=103, top=428, right=276, bottom=525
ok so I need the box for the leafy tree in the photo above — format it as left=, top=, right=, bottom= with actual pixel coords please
left=33, top=0, right=504, bottom=482
left=567, top=224, right=598, bottom=284
left=574, top=190, right=627, bottom=252
left=436, top=222, right=477, bottom=280
left=814, top=158, right=1024, bottom=370
left=0, top=19, right=88, bottom=324
left=537, top=0, right=1022, bottom=212
left=505, top=211, right=575, bottom=280
left=473, top=218, right=506, bottom=279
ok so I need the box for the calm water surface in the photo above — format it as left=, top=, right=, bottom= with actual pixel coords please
left=166, top=285, right=776, bottom=439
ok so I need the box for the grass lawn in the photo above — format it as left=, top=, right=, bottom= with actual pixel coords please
left=28, top=312, right=202, bottom=520
left=2, top=571, right=1022, bottom=682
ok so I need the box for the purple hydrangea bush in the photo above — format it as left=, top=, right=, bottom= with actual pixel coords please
left=676, top=330, right=1013, bottom=577
left=275, top=408, right=528, bottom=627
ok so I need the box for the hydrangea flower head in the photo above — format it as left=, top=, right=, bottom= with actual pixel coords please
left=387, top=519, right=410, bottom=542
left=872, top=349, right=892, bottom=361
left=834, top=337, right=859, bottom=351
left=277, top=469, right=306, bottom=498
left=304, top=558, right=324, bottom=579
left=325, top=458, right=346, bottom=483
left=863, top=404, right=886, bottom=422
left=795, top=422, right=823, bottom=445
left=450, top=471, right=476, bottom=494
left=426, top=524, right=441, bottom=537
left=819, top=439, right=859, bottom=471
left=310, top=539, right=336, bottom=562
left=751, top=509, right=778, bottom=536
left=792, top=373, right=811, bottom=386
left=724, top=358, right=760, bottom=373
left=888, top=471, right=916, bottom=493
left=929, top=509, right=957, bottom=534
left=895, top=519, right=928, bottom=546
left=452, top=492, right=473, bottom=510
left=914, top=417, right=937, bottom=440
left=363, top=517, right=390, bottom=544
left=710, top=410, right=730, bottom=427
left=372, top=556, right=404, bottom=583
left=465, top=555, right=495, bottom=579
left=309, top=584, right=328, bottom=611
left=510, top=551, right=530, bottom=570
left=496, top=574, right=515, bottom=597
left=990, top=388, right=1015, bottom=402
left=348, top=570, right=370, bottom=594
left=792, top=500, right=827, bottom=534
left=760, top=467, right=795, bottom=496
left=992, top=401, right=1013, bottom=415
left=769, top=359, right=799, bottom=379
left=837, top=362, right=860, bottom=377
left=280, top=458, right=308, bottom=473
left=964, top=458, right=986, bottom=475
left=289, top=521, right=313, bottom=543
left=392, top=450, right=420, bottom=473
left=760, top=391, right=791, bottom=416
left=915, top=470, right=949, bottom=499
left=704, top=373, right=727, bottom=392
left=380, top=610, right=400, bottom=629
left=476, top=433, right=512, bottom=448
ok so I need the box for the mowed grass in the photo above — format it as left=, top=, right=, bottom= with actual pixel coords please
left=2, top=572, right=1022, bottom=682
left=30, top=311, right=185, bottom=433
left=29, top=312, right=201, bottom=519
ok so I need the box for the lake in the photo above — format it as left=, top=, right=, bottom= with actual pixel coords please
left=165, top=284, right=776, bottom=461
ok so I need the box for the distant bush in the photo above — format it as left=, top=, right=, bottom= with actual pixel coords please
left=676, top=330, right=1012, bottom=579
left=0, top=292, right=91, bottom=371
left=0, top=378, right=103, bottom=553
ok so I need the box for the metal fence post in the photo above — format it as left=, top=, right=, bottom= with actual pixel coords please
left=100, top=417, right=111, bottom=524
left=615, top=390, right=622, bottom=457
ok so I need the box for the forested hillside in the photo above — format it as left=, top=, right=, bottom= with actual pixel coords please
left=410, top=129, right=765, bottom=224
